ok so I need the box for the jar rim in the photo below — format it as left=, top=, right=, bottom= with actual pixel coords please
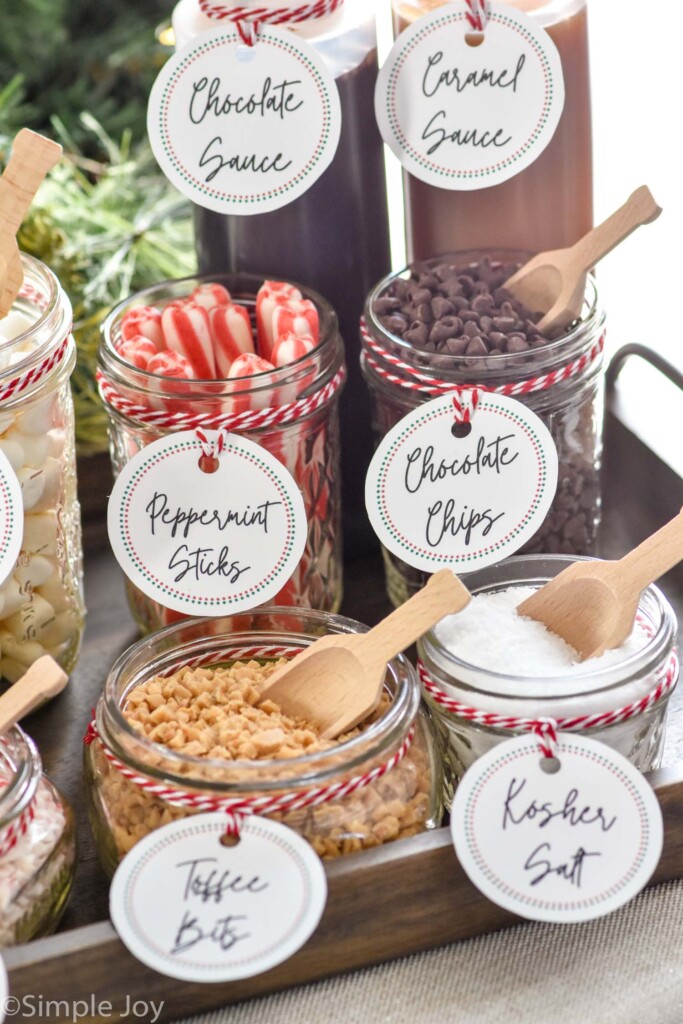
left=419, top=555, right=677, bottom=700
left=97, top=607, right=420, bottom=793
left=0, top=726, right=42, bottom=830
left=99, top=271, right=343, bottom=400
left=363, top=249, right=603, bottom=384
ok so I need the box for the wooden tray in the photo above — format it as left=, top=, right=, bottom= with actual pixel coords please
left=4, top=391, right=683, bottom=1023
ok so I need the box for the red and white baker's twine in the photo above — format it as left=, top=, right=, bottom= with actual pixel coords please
left=360, top=317, right=604, bottom=424
left=96, top=365, right=345, bottom=434
left=84, top=645, right=414, bottom=837
left=418, top=649, right=680, bottom=760
left=199, top=0, right=343, bottom=45
left=195, top=427, right=229, bottom=459
left=465, top=0, right=490, bottom=32
left=0, top=800, right=36, bottom=858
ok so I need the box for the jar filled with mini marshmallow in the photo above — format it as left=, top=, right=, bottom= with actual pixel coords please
left=418, top=555, right=679, bottom=791
left=0, top=255, right=85, bottom=682
left=0, top=726, right=76, bottom=947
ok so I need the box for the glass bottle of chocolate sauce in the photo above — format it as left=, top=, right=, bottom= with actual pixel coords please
left=173, top=0, right=391, bottom=558
left=392, top=0, right=593, bottom=260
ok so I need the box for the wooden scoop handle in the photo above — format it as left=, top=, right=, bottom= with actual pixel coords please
left=358, top=569, right=470, bottom=668
left=571, top=185, right=661, bottom=275
left=0, top=655, right=68, bottom=735
left=616, top=507, right=683, bottom=596
left=0, top=129, right=62, bottom=317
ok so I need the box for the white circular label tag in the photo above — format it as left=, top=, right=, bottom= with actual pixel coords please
left=375, top=2, right=565, bottom=189
left=148, top=25, right=341, bottom=214
left=365, top=391, right=557, bottom=572
left=451, top=734, right=663, bottom=923
left=0, top=451, right=23, bottom=587
left=108, top=430, right=307, bottom=615
left=110, top=814, right=327, bottom=982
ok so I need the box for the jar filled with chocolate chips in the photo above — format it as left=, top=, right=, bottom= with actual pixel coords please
left=361, top=251, right=606, bottom=605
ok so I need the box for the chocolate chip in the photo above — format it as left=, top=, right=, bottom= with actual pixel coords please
left=374, top=296, right=402, bottom=315
left=445, top=337, right=469, bottom=355
left=418, top=274, right=441, bottom=291
left=479, top=315, right=493, bottom=333
left=465, top=337, right=488, bottom=356
left=416, top=302, right=434, bottom=323
left=457, top=274, right=475, bottom=296
left=492, top=316, right=516, bottom=332
left=380, top=314, right=408, bottom=335
left=472, top=294, right=493, bottom=314
left=429, top=320, right=457, bottom=345
left=463, top=320, right=480, bottom=338
left=507, top=337, right=529, bottom=353
left=412, top=287, right=433, bottom=305
left=431, top=296, right=455, bottom=318
left=461, top=310, right=480, bottom=324
left=405, top=322, right=430, bottom=346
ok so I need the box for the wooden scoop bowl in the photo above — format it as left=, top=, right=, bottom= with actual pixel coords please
left=260, top=569, right=471, bottom=738
left=0, top=128, right=62, bottom=318
left=0, top=655, right=68, bottom=733
left=518, top=508, right=683, bottom=661
left=503, top=185, right=662, bottom=334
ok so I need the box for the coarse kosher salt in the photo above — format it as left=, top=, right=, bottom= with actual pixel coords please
left=434, top=586, right=648, bottom=679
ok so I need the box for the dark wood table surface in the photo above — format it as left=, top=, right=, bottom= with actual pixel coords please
left=21, top=411, right=683, bottom=936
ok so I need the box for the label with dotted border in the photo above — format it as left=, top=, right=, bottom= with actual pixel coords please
left=451, top=734, right=663, bottom=923
left=365, top=391, right=558, bottom=572
left=147, top=25, right=341, bottom=214
left=110, top=813, right=328, bottom=982
left=0, top=450, right=24, bottom=588
left=375, top=2, right=564, bottom=189
left=107, top=430, right=306, bottom=615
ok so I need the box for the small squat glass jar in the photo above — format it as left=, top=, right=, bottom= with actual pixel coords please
left=0, top=254, right=85, bottom=681
left=362, top=251, right=605, bottom=606
left=418, top=555, right=679, bottom=792
left=84, top=608, right=445, bottom=876
left=99, top=273, right=345, bottom=632
left=0, top=727, right=76, bottom=947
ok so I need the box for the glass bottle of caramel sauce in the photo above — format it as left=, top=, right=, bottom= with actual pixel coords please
left=393, top=0, right=593, bottom=259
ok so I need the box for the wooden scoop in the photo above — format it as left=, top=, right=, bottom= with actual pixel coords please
left=0, top=128, right=62, bottom=319
left=0, top=655, right=68, bottom=734
left=504, top=185, right=662, bottom=334
left=518, top=508, right=683, bottom=661
left=260, top=569, right=470, bottom=738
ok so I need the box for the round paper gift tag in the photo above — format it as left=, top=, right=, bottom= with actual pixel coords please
left=365, top=390, right=558, bottom=572
left=148, top=25, right=341, bottom=214
left=375, top=1, right=565, bottom=189
left=110, top=814, right=328, bottom=982
left=451, top=734, right=663, bottom=923
left=107, top=430, right=306, bottom=615
left=0, top=449, right=24, bottom=587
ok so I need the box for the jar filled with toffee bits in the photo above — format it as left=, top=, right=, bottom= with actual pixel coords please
left=0, top=726, right=76, bottom=947
left=418, top=555, right=679, bottom=786
left=84, top=608, right=445, bottom=874
left=361, top=251, right=605, bottom=605
left=0, top=254, right=85, bottom=682
left=99, top=272, right=345, bottom=632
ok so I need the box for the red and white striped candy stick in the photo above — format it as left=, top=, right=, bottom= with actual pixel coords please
left=226, top=353, right=276, bottom=415
left=147, top=350, right=197, bottom=379
left=192, top=282, right=232, bottom=311
left=271, top=298, right=319, bottom=347
left=121, top=305, right=164, bottom=351
left=209, top=303, right=255, bottom=377
left=270, top=331, right=316, bottom=368
left=116, top=336, right=158, bottom=370
left=256, top=281, right=302, bottom=357
left=161, top=301, right=217, bottom=379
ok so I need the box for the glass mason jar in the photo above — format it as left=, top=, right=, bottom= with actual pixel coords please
left=418, top=555, right=679, bottom=792
left=0, top=254, right=85, bottom=682
left=99, top=272, right=344, bottom=632
left=174, top=0, right=391, bottom=558
left=361, top=251, right=605, bottom=606
left=84, top=608, right=445, bottom=876
left=391, top=0, right=592, bottom=260
left=0, top=726, right=76, bottom=947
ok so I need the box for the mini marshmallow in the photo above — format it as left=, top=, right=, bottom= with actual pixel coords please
left=37, top=574, right=71, bottom=613
left=36, top=610, right=78, bottom=649
left=47, top=429, right=66, bottom=458
left=3, top=429, right=51, bottom=468
left=17, top=466, right=46, bottom=511
left=22, top=513, right=59, bottom=556
left=16, top=395, right=58, bottom=434
left=4, top=594, right=56, bottom=644
left=14, top=555, right=56, bottom=589
left=0, top=311, right=34, bottom=341
left=0, top=631, right=47, bottom=668
left=0, top=440, right=24, bottom=473
left=32, top=457, right=61, bottom=513
left=0, top=577, right=25, bottom=619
